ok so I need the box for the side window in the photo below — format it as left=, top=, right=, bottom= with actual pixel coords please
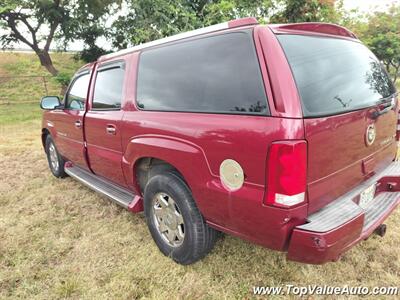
left=136, top=30, right=269, bottom=115
left=65, top=73, right=90, bottom=110
left=92, top=65, right=125, bottom=110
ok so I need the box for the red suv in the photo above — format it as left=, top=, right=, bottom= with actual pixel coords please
left=40, top=17, right=399, bottom=265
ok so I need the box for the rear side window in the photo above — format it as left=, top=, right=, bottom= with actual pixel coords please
left=92, top=65, right=125, bottom=110
left=277, top=35, right=396, bottom=117
left=136, top=30, right=268, bottom=115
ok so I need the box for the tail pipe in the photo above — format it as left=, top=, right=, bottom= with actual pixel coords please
left=374, top=224, right=387, bottom=237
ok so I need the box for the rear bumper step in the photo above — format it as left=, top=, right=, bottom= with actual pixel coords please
left=288, top=161, right=400, bottom=264
left=65, top=164, right=143, bottom=212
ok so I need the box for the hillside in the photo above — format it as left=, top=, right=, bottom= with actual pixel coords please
left=0, top=52, right=82, bottom=125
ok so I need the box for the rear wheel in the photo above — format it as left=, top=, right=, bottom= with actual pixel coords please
left=45, top=135, right=67, bottom=178
left=144, top=171, right=218, bottom=265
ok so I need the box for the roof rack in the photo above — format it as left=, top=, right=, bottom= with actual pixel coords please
left=99, top=17, right=258, bottom=61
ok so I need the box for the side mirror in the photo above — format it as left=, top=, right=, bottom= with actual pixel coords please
left=40, top=96, right=61, bottom=110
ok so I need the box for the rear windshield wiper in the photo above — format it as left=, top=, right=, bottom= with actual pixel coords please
left=371, top=94, right=397, bottom=119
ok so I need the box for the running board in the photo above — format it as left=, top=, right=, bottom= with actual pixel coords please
left=65, top=164, right=143, bottom=212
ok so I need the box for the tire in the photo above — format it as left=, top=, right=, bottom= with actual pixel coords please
left=144, top=171, right=218, bottom=265
left=45, top=135, right=67, bottom=178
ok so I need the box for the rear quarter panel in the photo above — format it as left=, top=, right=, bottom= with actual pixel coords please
left=121, top=111, right=307, bottom=249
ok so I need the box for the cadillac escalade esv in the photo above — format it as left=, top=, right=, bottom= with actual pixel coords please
left=40, top=17, right=400, bottom=265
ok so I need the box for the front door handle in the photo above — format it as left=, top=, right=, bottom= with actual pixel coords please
left=106, top=125, right=117, bottom=135
left=75, top=120, right=82, bottom=128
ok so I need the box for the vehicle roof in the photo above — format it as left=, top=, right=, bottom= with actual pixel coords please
left=97, top=18, right=358, bottom=62
left=98, top=17, right=258, bottom=62
left=77, top=61, right=96, bottom=73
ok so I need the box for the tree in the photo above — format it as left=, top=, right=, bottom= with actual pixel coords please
left=111, top=0, right=197, bottom=49
left=110, top=0, right=350, bottom=51
left=0, top=0, right=65, bottom=75
left=355, top=5, right=400, bottom=83
left=271, top=0, right=343, bottom=23
left=61, top=0, right=120, bottom=63
left=199, top=0, right=273, bottom=25
left=110, top=0, right=274, bottom=49
left=0, top=0, right=116, bottom=75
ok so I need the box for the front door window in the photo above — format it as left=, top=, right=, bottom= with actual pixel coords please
left=65, top=73, right=90, bottom=110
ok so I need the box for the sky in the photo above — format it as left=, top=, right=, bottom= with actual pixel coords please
left=1, top=0, right=399, bottom=52
left=343, top=0, right=398, bottom=12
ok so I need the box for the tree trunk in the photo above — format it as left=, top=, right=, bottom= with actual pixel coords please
left=60, top=84, right=68, bottom=97
left=393, top=65, right=399, bottom=84
left=36, top=50, right=59, bottom=76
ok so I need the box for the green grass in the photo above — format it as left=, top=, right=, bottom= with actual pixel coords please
left=0, top=103, right=41, bottom=125
left=1, top=52, right=80, bottom=77
left=0, top=76, right=59, bottom=103
left=0, top=52, right=81, bottom=103
left=0, top=52, right=82, bottom=125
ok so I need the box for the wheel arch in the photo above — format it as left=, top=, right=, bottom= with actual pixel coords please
left=134, top=157, right=187, bottom=194
left=122, top=136, right=214, bottom=212
left=41, top=128, right=51, bottom=150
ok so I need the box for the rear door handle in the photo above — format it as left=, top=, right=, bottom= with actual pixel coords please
left=106, top=125, right=117, bottom=135
left=75, top=120, right=82, bottom=128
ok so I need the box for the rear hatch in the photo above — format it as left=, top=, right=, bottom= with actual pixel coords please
left=277, top=34, right=398, bottom=213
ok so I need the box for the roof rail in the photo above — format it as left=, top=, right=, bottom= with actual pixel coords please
left=269, top=23, right=357, bottom=39
left=99, top=17, right=258, bottom=61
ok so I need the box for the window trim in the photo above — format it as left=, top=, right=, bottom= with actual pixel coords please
left=64, top=70, right=91, bottom=111
left=91, top=61, right=126, bottom=111
left=134, top=29, right=270, bottom=116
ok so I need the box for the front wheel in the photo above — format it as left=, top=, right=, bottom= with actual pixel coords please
left=45, top=135, right=67, bottom=178
left=144, top=172, right=218, bottom=265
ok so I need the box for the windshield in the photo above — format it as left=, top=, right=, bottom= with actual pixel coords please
left=277, top=34, right=396, bottom=117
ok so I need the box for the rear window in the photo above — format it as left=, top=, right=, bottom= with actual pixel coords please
left=136, top=30, right=269, bottom=115
left=277, top=35, right=396, bottom=117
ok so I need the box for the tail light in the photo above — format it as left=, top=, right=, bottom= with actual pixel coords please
left=265, top=141, right=307, bottom=208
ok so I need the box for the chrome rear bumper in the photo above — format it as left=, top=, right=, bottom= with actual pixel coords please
left=298, top=161, right=400, bottom=233
left=287, top=161, right=400, bottom=264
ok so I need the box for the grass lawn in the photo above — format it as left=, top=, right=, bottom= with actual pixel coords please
left=1, top=120, right=400, bottom=299
left=0, top=52, right=81, bottom=125
left=0, top=103, right=41, bottom=125
left=1, top=53, right=400, bottom=299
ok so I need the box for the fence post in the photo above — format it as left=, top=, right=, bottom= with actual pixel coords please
left=42, top=76, right=48, bottom=95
